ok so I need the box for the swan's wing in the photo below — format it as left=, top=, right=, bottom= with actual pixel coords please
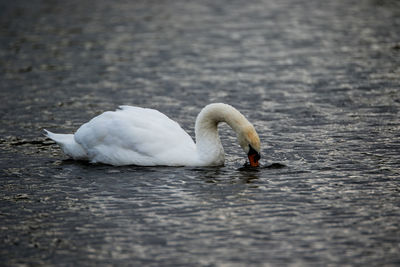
left=74, top=106, right=196, bottom=166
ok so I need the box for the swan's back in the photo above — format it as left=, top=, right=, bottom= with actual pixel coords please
left=74, top=106, right=196, bottom=166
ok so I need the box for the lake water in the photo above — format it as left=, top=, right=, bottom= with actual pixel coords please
left=1, top=0, right=400, bottom=266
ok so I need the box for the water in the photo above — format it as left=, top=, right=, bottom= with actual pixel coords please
left=1, top=0, right=400, bottom=265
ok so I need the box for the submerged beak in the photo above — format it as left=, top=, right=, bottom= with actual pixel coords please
left=248, top=145, right=260, bottom=167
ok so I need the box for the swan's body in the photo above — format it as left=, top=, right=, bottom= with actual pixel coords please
left=45, top=103, right=261, bottom=166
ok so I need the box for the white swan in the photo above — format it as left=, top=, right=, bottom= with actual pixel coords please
left=44, top=103, right=261, bottom=167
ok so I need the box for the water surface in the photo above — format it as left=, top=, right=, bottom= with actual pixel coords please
left=1, top=0, right=400, bottom=266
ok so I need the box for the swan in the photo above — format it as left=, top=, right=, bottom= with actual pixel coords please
left=44, top=103, right=261, bottom=167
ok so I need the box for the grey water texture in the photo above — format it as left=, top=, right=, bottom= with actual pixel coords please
left=1, top=0, right=400, bottom=266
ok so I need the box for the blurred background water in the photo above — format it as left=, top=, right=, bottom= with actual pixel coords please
left=1, top=0, right=399, bottom=265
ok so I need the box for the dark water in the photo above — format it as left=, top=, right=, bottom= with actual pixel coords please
left=1, top=0, right=400, bottom=265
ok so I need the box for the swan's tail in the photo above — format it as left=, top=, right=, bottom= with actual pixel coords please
left=44, top=129, right=88, bottom=160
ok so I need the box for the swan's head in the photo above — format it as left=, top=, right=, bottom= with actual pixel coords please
left=238, top=125, right=261, bottom=167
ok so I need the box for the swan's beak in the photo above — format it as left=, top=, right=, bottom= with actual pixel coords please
left=248, top=146, right=260, bottom=167
left=248, top=153, right=260, bottom=167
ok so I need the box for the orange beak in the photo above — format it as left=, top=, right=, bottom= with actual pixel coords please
left=247, top=145, right=260, bottom=167
left=248, top=153, right=260, bottom=167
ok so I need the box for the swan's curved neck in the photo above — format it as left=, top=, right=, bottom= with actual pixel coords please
left=194, top=103, right=251, bottom=165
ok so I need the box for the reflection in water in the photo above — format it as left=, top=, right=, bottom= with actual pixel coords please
left=237, top=165, right=260, bottom=184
